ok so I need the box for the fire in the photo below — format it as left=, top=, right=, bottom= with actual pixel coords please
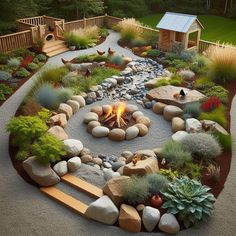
left=115, top=101, right=126, bottom=127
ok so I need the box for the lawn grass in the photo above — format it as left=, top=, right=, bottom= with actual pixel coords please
left=138, top=14, right=236, bottom=45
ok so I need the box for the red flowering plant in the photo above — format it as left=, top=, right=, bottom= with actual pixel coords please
left=20, top=55, right=33, bottom=68
left=201, top=96, right=222, bottom=112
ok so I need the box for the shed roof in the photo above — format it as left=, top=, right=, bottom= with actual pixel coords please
left=156, top=12, right=204, bottom=33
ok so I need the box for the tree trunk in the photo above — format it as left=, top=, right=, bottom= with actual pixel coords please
left=224, top=0, right=229, bottom=14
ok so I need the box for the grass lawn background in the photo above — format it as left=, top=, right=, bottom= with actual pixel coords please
left=138, top=14, right=236, bottom=45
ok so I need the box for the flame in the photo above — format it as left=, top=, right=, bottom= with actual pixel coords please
left=104, top=105, right=113, bottom=118
left=115, top=101, right=126, bottom=127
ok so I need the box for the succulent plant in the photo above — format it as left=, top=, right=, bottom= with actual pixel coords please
left=161, top=176, right=215, bottom=228
left=0, top=71, right=12, bottom=81
left=109, top=54, right=124, bottom=65
left=7, top=58, right=21, bottom=68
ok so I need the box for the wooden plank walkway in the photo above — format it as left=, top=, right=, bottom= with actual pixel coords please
left=40, top=186, right=88, bottom=215
left=61, top=174, right=104, bottom=199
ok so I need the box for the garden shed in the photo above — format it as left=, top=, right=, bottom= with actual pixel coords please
left=156, top=12, right=204, bottom=52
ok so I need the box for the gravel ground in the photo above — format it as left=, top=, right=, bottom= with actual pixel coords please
left=0, top=31, right=235, bottom=236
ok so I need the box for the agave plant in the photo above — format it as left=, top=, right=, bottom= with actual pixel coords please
left=161, top=176, right=215, bottom=228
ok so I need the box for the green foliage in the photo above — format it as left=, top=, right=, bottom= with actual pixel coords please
left=181, top=133, right=222, bottom=160
left=161, top=140, right=192, bottom=168
left=146, top=174, right=169, bottom=195
left=15, top=67, right=30, bottom=78
left=181, top=162, right=202, bottom=180
left=122, top=175, right=151, bottom=205
left=0, top=71, right=12, bottom=81
left=27, top=62, right=39, bottom=71
left=108, top=54, right=124, bottom=65
left=213, top=132, right=232, bottom=152
left=7, top=58, right=20, bottom=69
left=179, top=50, right=196, bottom=63
left=164, top=59, right=188, bottom=70
left=131, top=37, right=147, bottom=47
left=190, top=55, right=208, bottom=75
left=99, top=28, right=109, bottom=37
left=0, top=84, right=13, bottom=101
left=178, top=69, right=195, bottom=81
left=35, top=54, right=47, bottom=62
left=161, top=176, right=215, bottom=228
left=183, top=102, right=201, bottom=118
left=147, top=49, right=160, bottom=58
left=32, top=134, right=66, bottom=165
left=73, top=54, right=108, bottom=63
left=199, top=105, right=227, bottom=127
left=37, top=108, right=52, bottom=123
left=156, top=79, right=169, bottom=87
left=159, top=169, right=179, bottom=181
left=169, top=75, right=183, bottom=86
left=195, top=77, right=215, bottom=91
left=57, top=87, right=73, bottom=103
left=205, top=86, right=229, bottom=104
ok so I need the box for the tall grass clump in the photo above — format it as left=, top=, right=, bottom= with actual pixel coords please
left=64, top=26, right=100, bottom=49
left=117, top=18, right=143, bottom=42
left=206, top=44, right=236, bottom=83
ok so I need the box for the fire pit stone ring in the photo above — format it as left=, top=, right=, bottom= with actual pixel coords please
left=83, top=102, right=150, bottom=141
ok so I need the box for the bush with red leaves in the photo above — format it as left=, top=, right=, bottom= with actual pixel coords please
left=201, top=96, right=222, bottom=112
left=20, top=55, right=33, bottom=68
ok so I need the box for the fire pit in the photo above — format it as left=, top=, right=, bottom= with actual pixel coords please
left=83, top=101, right=150, bottom=141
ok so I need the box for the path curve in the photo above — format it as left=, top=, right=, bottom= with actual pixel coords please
left=0, top=30, right=235, bottom=236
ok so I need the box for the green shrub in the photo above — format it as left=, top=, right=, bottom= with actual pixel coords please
left=7, top=58, right=20, bottom=68
left=0, top=71, right=12, bottom=81
left=122, top=175, right=150, bottom=205
left=161, top=176, right=215, bottom=228
left=165, top=59, right=188, bottom=70
left=181, top=162, right=202, bottom=180
left=199, top=105, right=227, bottom=127
left=190, top=55, right=208, bottom=75
left=214, top=132, right=232, bottom=152
left=131, top=37, right=147, bottom=47
left=73, top=54, right=108, bottom=63
left=161, top=140, right=192, bottom=168
left=146, top=174, right=169, bottom=195
left=181, top=133, right=222, bottom=160
left=0, top=53, right=9, bottom=64
left=32, top=134, right=66, bottom=165
left=180, top=50, right=196, bottom=63
left=0, top=84, right=13, bottom=101
left=37, top=108, right=52, bottom=123
left=27, top=62, right=39, bottom=71
left=183, top=102, right=201, bottom=118
left=10, top=48, right=34, bottom=58
left=34, top=83, right=60, bottom=110
left=205, top=85, right=229, bottom=104
left=156, top=79, right=170, bottom=87
left=108, top=54, right=123, bottom=65
left=35, top=54, right=47, bottom=62
left=57, top=87, right=73, bottom=103
left=195, top=77, right=215, bottom=91
left=169, top=75, right=183, bottom=86
left=15, top=67, right=30, bottom=78
left=159, top=169, right=179, bottom=181
left=99, top=28, right=109, bottom=37
left=165, top=52, right=180, bottom=61
left=178, top=69, right=195, bottom=81
left=147, top=49, right=160, bottom=58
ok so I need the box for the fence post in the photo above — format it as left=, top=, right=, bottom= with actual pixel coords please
left=83, top=17, right=87, bottom=28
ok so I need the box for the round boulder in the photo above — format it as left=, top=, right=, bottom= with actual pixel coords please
left=158, top=213, right=180, bottom=234
left=92, top=126, right=109, bottom=138
left=109, top=129, right=126, bottom=141
left=71, top=95, right=86, bottom=107
left=136, top=116, right=151, bottom=127
left=134, top=123, right=148, bottom=136
left=152, top=102, right=167, bottom=114
left=90, top=106, right=103, bottom=116
left=125, top=126, right=139, bottom=140
left=67, top=100, right=80, bottom=114
left=83, top=112, right=99, bottom=124
left=132, top=111, right=144, bottom=120
left=63, top=139, right=83, bottom=157
left=163, top=105, right=183, bottom=121
left=53, top=161, right=68, bottom=177
left=67, top=156, right=81, bottom=172
left=142, top=206, right=160, bottom=232
left=172, top=117, right=185, bottom=132
left=87, top=120, right=101, bottom=133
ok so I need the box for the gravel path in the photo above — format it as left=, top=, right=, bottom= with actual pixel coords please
left=0, top=31, right=235, bottom=236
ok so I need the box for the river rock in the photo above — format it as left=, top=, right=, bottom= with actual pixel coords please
left=123, top=157, right=159, bottom=176
left=158, top=213, right=180, bottom=234
left=92, top=126, right=110, bottom=138
left=80, top=147, right=91, bottom=156
left=80, top=155, right=93, bottom=164
left=49, top=113, right=67, bottom=127
left=186, top=118, right=202, bottom=133
left=71, top=95, right=86, bottom=107
left=121, top=151, right=133, bottom=159
left=172, top=131, right=189, bottom=142
left=83, top=112, right=99, bottom=124
left=53, top=161, right=68, bottom=177
left=90, top=106, right=103, bottom=116
left=134, top=149, right=156, bottom=158
left=142, top=206, right=160, bottom=232
left=67, top=156, right=81, bottom=172
left=146, top=85, right=205, bottom=108
left=23, top=156, right=60, bottom=187
left=152, top=102, right=167, bottom=114
left=136, top=116, right=151, bottom=127
left=172, top=117, right=185, bottom=132
left=125, top=104, right=139, bottom=113
left=58, top=103, right=73, bottom=119
left=92, top=157, right=103, bottom=166
left=163, top=105, right=184, bottom=121
left=85, top=195, right=119, bottom=225
left=48, top=125, right=68, bottom=140
left=103, top=176, right=130, bottom=207
left=201, top=120, right=229, bottom=135
left=125, top=126, right=139, bottom=140
left=119, top=204, right=141, bottom=233
left=102, top=104, right=112, bottom=114
left=87, top=121, right=101, bottom=133
left=109, top=129, right=126, bottom=141
left=67, top=100, right=80, bottom=114
left=63, top=139, right=83, bottom=157
left=132, top=111, right=144, bottom=120
left=134, top=123, right=148, bottom=136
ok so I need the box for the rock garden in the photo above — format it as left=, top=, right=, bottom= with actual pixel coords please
left=5, top=18, right=236, bottom=235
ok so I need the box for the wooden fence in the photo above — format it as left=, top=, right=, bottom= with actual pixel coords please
left=0, top=14, right=233, bottom=54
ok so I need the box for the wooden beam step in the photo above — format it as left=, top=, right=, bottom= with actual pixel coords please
left=46, top=47, right=69, bottom=57
left=61, top=174, right=103, bottom=199
left=40, top=186, right=88, bottom=215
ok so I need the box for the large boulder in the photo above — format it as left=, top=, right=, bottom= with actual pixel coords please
left=186, top=118, right=202, bottom=133
left=119, top=204, right=141, bottom=233
left=152, top=102, right=167, bottom=114
left=134, top=124, right=148, bottom=137
left=103, top=176, right=130, bottom=207
left=58, top=103, right=73, bottom=119
left=53, top=161, right=68, bottom=177
left=158, top=213, right=180, bottom=234
left=125, top=126, right=139, bottom=140
left=63, top=139, right=83, bottom=157
left=163, top=105, right=184, bottom=121
left=109, top=129, right=126, bottom=141
left=201, top=120, right=229, bottom=135
left=123, top=157, right=159, bottom=176
left=172, top=131, right=189, bottom=142
left=67, top=100, right=80, bottom=114
left=23, top=156, right=60, bottom=186
left=92, top=126, right=110, bottom=138
left=67, top=156, right=81, bottom=172
left=146, top=85, right=205, bottom=108
left=83, top=112, right=99, bottom=124
left=85, top=195, right=119, bottom=225
left=134, top=149, right=156, bottom=158
left=48, top=125, right=68, bottom=140
left=49, top=113, right=67, bottom=127
left=142, top=206, right=160, bottom=232
left=71, top=95, right=86, bottom=107
left=172, top=117, right=185, bottom=132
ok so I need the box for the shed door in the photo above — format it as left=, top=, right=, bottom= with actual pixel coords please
left=162, top=30, right=171, bottom=50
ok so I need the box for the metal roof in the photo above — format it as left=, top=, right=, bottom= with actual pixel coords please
left=156, top=12, right=203, bottom=33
